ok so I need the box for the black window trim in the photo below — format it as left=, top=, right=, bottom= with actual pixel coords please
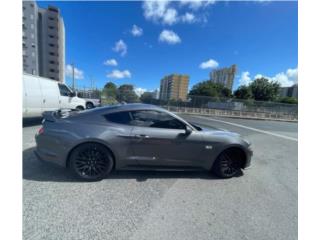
left=104, top=109, right=189, bottom=130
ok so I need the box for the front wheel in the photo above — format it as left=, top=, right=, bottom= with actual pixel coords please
left=69, top=143, right=114, bottom=181
left=75, top=106, right=84, bottom=111
left=212, top=149, right=243, bottom=178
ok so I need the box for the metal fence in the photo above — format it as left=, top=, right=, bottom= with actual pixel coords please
left=73, top=88, right=298, bottom=121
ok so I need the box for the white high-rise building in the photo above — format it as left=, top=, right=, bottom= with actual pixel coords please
left=23, top=1, right=65, bottom=82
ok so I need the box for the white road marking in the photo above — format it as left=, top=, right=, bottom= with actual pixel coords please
left=193, top=116, right=298, bottom=142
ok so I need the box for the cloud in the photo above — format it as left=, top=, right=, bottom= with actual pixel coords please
left=112, top=39, right=127, bottom=56
left=131, top=24, right=143, bottom=36
left=238, top=67, right=298, bottom=87
left=272, top=68, right=298, bottom=87
left=159, top=30, right=181, bottom=44
left=103, top=59, right=118, bottom=66
left=239, top=71, right=251, bottom=86
left=181, top=12, right=196, bottom=23
left=142, top=1, right=170, bottom=24
left=142, top=0, right=214, bottom=25
left=134, top=87, right=147, bottom=97
left=179, top=0, right=216, bottom=10
left=65, top=64, right=84, bottom=79
left=163, top=8, right=178, bottom=25
left=106, top=69, right=131, bottom=79
left=199, top=59, right=219, bottom=69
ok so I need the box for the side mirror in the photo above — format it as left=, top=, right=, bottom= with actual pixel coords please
left=185, top=125, right=193, bottom=135
left=69, top=91, right=77, bottom=97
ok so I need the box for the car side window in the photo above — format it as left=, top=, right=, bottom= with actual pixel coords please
left=130, top=110, right=186, bottom=130
left=58, top=83, right=72, bottom=97
left=104, top=111, right=132, bottom=125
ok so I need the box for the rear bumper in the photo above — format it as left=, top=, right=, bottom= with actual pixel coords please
left=35, top=134, right=68, bottom=168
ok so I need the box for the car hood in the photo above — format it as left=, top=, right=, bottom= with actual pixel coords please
left=201, top=128, right=241, bottom=138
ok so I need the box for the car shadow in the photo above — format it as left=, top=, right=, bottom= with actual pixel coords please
left=23, top=147, right=243, bottom=182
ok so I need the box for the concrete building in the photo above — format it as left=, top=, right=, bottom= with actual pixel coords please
left=209, top=64, right=237, bottom=90
left=279, top=84, right=298, bottom=99
left=23, top=1, right=65, bottom=82
left=159, top=74, right=189, bottom=101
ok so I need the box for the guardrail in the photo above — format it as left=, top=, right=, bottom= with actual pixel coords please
left=164, top=106, right=298, bottom=122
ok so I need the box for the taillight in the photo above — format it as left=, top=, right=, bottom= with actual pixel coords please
left=38, top=127, right=44, bottom=135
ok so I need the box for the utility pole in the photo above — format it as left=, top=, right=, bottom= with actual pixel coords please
left=72, top=63, right=75, bottom=91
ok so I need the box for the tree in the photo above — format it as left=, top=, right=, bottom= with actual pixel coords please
left=234, top=85, right=252, bottom=99
left=103, top=82, right=117, bottom=98
left=188, top=81, right=232, bottom=107
left=140, top=92, right=154, bottom=104
left=117, top=84, right=139, bottom=103
left=278, top=96, right=298, bottom=104
left=189, top=81, right=232, bottom=98
left=249, top=77, right=280, bottom=101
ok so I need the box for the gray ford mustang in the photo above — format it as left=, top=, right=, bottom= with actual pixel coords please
left=35, top=103, right=252, bottom=181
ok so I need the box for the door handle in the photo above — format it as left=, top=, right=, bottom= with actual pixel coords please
left=134, top=134, right=150, bottom=139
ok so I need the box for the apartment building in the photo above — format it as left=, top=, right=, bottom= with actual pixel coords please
left=209, top=64, right=237, bottom=90
left=159, top=74, right=189, bottom=101
left=23, top=1, right=65, bottom=82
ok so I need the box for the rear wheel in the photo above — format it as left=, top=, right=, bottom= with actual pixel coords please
left=86, top=102, right=94, bottom=109
left=212, top=148, right=244, bottom=178
left=69, top=143, right=114, bottom=181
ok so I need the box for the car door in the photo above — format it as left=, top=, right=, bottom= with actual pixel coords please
left=58, top=83, right=74, bottom=109
left=129, top=110, right=205, bottom=168
left=23, top=75, right=43, bottom=117
left=39, top=79, right=60, bottom=111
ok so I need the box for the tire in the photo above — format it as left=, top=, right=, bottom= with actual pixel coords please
left=69, top=143, right=114, bottom=181
left=76, top=106, right=84, bottom=111
left=212, top=149, right=243, bottom=178
left=86, top=102, right=94, bottom=109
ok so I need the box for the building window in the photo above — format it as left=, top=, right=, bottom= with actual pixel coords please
left=31, top=33, right=34, bottom=39
left=49, top=52, right=55, bottom=56
left=30, top=14, right=34, bottom=20
left=31, top=52, right=35, bottom=57
left=49, top=26, right=55, bottom=30
left=32, top=69, right=36, bottom=74
left=49, top=17, right=55, bottom=21
left=31, top=43, right=35, bottom=48
left=49, top=43, right=55, bottom=47
left=30, top=3, right=34, bottom=8
left=49, top=35, right=54, bottom=39
left=50, top=69, right=55, bottom=73
left=30, top=24, right=34, bottom=29
left=49, top=60, right=55, bottom=64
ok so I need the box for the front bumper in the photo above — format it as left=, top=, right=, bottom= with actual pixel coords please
left=244, top=146, right=253, bottom=169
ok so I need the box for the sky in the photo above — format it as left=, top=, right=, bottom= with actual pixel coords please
left=37, top=0, right=298, bottom=95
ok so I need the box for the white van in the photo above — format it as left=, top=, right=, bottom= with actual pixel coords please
left=23, top=73, right=86, bottom=118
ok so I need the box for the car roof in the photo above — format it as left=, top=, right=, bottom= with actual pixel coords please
left=80, top=103, right=167, bottom=116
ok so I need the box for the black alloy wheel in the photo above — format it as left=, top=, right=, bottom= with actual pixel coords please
left=69, top=143, right=113, bottom=181
left=213, top=150, right=242, bottom=178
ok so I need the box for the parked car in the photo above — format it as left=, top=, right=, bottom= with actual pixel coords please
left=23, top=74, right=86, bottom=118
left=83, top=98, right=101, bottom=109
left=35, top=103, right=253, bottom=181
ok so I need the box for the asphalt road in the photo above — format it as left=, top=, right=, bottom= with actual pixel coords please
left=23, top=116, right=297, bottom=240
